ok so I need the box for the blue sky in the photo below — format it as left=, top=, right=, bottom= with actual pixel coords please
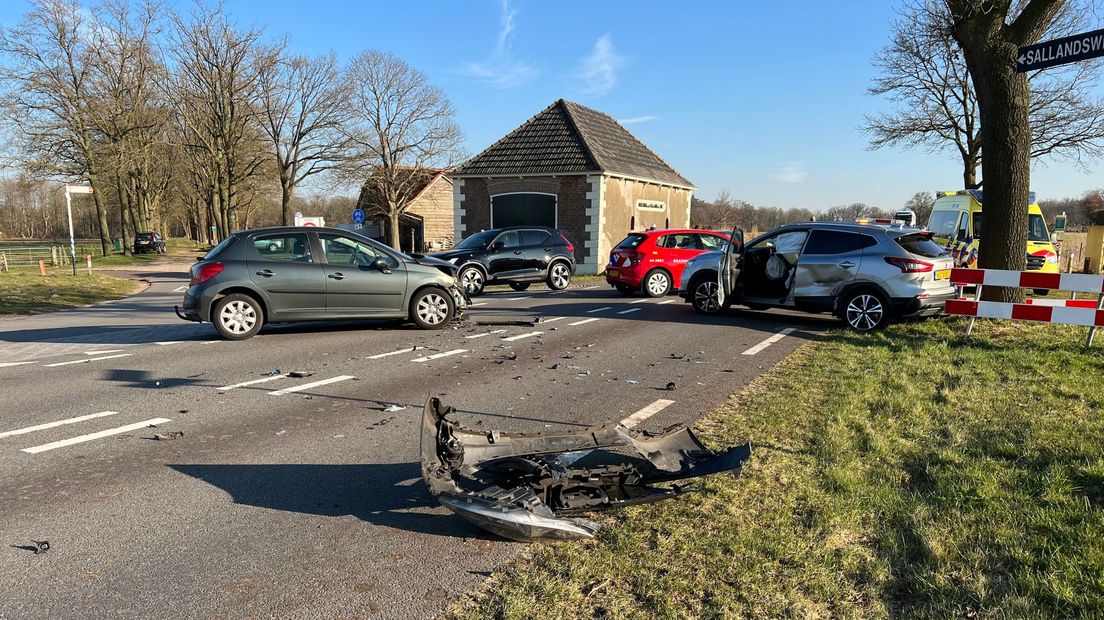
left=2, top=0, right=1101, bottom=211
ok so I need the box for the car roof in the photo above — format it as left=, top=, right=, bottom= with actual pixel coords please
left=773, top=221, right=922, bottom=235
left=629, top=228, right=727, bottom=236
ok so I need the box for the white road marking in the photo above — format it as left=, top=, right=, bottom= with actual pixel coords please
left=202, top=341, right=220, bottom=345
left=620, top=399, right=675, bottom=429
left=268, top=375, right=355, bottom=396
left=0, top=411, right=118, bottom=439
left=0, top=361, right=37, bottom=368
left=629, top=298, right=651, bottom=304
left=45, top=353, right=132, bottom=367
left=538, top=317, right=566, bottom=323
left=22, top=418, right=172, bottom=454
left=465, top=329, right=507, bottom=339
left=172, top=285, right=188, bottom=292
left=617, top=307, right=642, bottom=315
left=657, top=299, right=678, bottom=305
left=581, top=285, right=600, bottom=289
left=367, top=347, right=419, bottom=360
left=84, top=350, right=124, bottom=355
left=155, top=341, right=184, bottom=346
left=505, top=296, right=530, bottom=301
left=501, top=331, right=543, bottom=342
left=468, top=302, right=487, bottom=307
left=568, top=318, right=601, bottom=326
left=217, top=375, right=287, bottom=391
left=742, top=328, right=797, bottom=356
left=586, top=306, right=613, bottom=313
left=411, top=349, right=467, bottom=363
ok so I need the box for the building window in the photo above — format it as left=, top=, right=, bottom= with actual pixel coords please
left=636, top=199, right=666, bottom=211
left=491, top=193, right=557, bottom=228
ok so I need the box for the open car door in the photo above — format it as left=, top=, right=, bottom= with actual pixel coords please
left=716, top=225, right=744, bottom=307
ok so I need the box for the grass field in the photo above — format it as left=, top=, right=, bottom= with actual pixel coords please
left=448, top=318, right=1104, bottom=619
left=0, top=270, right=139, bottom=314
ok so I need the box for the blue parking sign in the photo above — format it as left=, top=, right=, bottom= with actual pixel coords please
left=352, top=208, right=364, bottom=224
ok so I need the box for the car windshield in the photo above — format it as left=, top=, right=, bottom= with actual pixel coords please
left=971, top=213, right=1050, bottom=242
left=454, top=230, right=497, bottom=250
left=136, top=233, right=152, bottom=240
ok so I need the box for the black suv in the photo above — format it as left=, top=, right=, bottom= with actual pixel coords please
left=431, top=226, right=576, bottom=295
left=134, top=232, right=166, bottom=254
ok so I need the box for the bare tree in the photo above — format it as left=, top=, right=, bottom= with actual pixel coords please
left=339, top=50, right=463, bottom=249
left=864, top=0, right=1104, bottom=188
left=904, top=191, right=936, bottom=224
left=257, top=49, right=349, bottom=226
left=0, top=0, right=115, bottom=254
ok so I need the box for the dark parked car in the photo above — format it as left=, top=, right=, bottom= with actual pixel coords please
left=431, top=226, right=576, bottom=296
left=134, top=232, right=166, bottom=254
left=175, top=227, right=468, bottom=340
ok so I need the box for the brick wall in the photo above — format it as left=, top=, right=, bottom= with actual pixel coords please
left=407, top=176, right=455, bottom=249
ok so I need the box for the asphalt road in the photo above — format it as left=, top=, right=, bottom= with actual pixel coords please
left=0, top=269, right=831, bottom=619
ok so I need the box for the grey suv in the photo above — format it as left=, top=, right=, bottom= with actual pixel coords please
left=679, top=222, right=955, bottom=330
left=175, top=227, right=468, bottom=340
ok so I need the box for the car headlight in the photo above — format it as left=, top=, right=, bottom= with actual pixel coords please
left=1046, top=254, right=1058, bottom=264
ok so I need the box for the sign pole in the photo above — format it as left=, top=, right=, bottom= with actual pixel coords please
left=64, top=184, right=77, bottom=276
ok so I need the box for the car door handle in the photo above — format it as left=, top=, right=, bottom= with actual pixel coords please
left=838, top=261, right=856, bottom=269
left=328, top=273, right=345, bottom=280
left=513, top=250, right=524, bottom=255
left=256, top=269, right=275, bottom=277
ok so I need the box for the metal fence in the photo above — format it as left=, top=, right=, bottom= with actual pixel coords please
left=0, top=242, right=101, bottom=270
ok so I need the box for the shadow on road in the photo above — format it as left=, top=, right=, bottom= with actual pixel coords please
left=168, top=463, right=493, bottom=540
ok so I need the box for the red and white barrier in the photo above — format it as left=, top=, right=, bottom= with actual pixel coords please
left=946, top=268, right=1104, bottom=345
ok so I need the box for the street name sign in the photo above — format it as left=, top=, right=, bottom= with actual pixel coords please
left=1017, top=28, right=1104, bottom=72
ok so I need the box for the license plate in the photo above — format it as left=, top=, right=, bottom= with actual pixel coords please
left=935, top=269, right=950, bottom=280
left=607, top=269, right=619, bottom=278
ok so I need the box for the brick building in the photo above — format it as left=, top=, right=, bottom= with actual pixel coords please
left=355, top=169, right=454, bottom=253
left=451, top=99, right=694, bottom=274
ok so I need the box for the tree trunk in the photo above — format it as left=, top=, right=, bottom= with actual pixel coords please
left=88, top=173, right=112, bottom=256
left=962, top=151, right=979, bottom=188
left=388, top=208, right=402, bottom=251
left=280, top=175, right=294, bottom=226
left=962, top=38, right=1031, bottom=302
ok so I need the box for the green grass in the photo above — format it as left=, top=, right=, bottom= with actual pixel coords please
left=448, top=318, right=1104, bottom=619
left=0, top=269, right=139, bottom=314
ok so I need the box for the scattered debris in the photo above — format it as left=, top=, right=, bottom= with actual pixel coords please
left=275, top=430, right=287, bottom=436
left=513, top=375, right=523, bottom=380
left=472, top=317, right=539, bottom=327
left=266, top=368, right=282, bottom=376
left=383, top=404, right=407, bottom=413
left=549, top=363, right=560, bottom=370
left=421, top=397, right=751, bottom=541
left=287, top=371, right=312, bottom=378
left=152, top=431, right=184, bottom=441
left=333, top=434, right=345, bottom=439
left=664, top=382, right=676, bottom=391
left=668, top=353, right=685, bottom=360
left=178, top=409, right=188, bottom=414
left=626, top=380, right=639, bottom=385
left=32, top=540, right=50, bottom=554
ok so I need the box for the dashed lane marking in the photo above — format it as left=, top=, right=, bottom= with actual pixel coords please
left=504, top=296, right=530, bottom=301
left=45, top=353, right=132, bottom=368
left=0, top=361, right=37, bottom=368
left=84, top=350, right=124, bottom=355
left=155, top=341, right=184, bottom=346
left=22, top=417, right=172, bottom=454
left=620, top=399, right=675, bottom=429
left=586, top=306, right=612, bottom=313
left=0, top=411, right=118, bottom=439
left=538, top=317, right=566, bottom=323
left=411, top=350, right=467, bottom=363
left=268, top=375, right=355, bottom=396
left=568, top=318, right=601, bottom=326
left=656, top=299, right=678, bottom=305
left=617, top=307, right=642, bottom=315
left=217, top=375, right=287, bottom=391
left=502, top=331, right=543, bottom=342
left=172, top=285, right=188, bottom=292
left=742, top=328, right=796, bottom=356
left=465, top=329, right=507, bottom=339
left=629, top=298, right=650, bottom=304
left=367, top=347, right=419, bottom=360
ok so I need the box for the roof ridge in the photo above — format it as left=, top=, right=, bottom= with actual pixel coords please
left=557, top=99, right=604, bottom=173
left=562, top=99, right=692, bottom=187
left=454, top=100, right=600, bottom=174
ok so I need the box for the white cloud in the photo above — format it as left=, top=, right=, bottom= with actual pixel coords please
left=462, top=0, right=537, bottom=89
left=618, top=115, right=658, bottom=125
left=576, top=34, right=625, bottom=97
left=770, top=163, right=809, bottom=184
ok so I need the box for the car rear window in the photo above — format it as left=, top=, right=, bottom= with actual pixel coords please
left=203, top=236, right=236, bottom=260
left=896, top=233, right=947, bottom=258
left=521, top=230, right=551, bottom=246
left=615, top=234, right=647, bottom=250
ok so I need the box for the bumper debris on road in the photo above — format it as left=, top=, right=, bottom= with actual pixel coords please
left=420, top=397, right=752, bottom=541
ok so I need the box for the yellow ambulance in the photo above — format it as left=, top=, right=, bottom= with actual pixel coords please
left=926, top=189, right=1058, bottom=274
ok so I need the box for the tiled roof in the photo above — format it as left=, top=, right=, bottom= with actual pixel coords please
left=453, top=99, right=692, bottom=188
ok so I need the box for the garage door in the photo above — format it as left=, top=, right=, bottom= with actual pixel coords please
left=491, top=194, right=556, bottom=228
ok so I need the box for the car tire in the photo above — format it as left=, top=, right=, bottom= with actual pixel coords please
left=642, top=269, right=672, bottom=297
left=547, top=261, right=572, bottom=290
left=615, top=283, right=636, bottom=296
left=410, top=287, right=454, bottom=330
left=690, top=276, right=726, bottom=315
left=458, top=265, right=486, bottom=296
left=839, top=289, right=890, bottom=332
left=213, top=293, right=264, bottom=340
left=508, top=282, right=531, bottom=292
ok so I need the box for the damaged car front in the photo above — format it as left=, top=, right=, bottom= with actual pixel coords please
left=420, top=397, right=751, bottom=541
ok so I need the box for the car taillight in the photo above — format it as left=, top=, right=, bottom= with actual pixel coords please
left=884, top=256, right=933, bottom=273
left=191, top=262, right=224, bottom=285
left=561, top=234, right=574, bottom=253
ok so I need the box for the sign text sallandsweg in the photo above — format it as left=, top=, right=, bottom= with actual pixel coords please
left=1017, top=28, right=1104, bottom=72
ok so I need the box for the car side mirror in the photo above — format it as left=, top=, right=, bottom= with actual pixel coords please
left=373, top=257, right=392, bottom=274
left=491, top=241, right=505, bottom=251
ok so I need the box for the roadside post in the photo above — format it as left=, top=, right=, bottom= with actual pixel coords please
left=64, top=183, right=94, bottom=276
left=86, top=255, right=93, bottom=275
left=38, top=259, right=46, bottom=276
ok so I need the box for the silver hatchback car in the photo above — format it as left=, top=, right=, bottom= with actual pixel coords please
left=679, top=222, right=955, bottom=330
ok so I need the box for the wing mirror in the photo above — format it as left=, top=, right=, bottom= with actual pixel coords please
left=491, top=241, right=505, bottom=251
left=373, top=256, right=392, bottom=274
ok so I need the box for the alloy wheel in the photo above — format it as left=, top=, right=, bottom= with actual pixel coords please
left=460, top=268, right=484, bottom=294
left=417, top=293, right=450, bottom=326
left=647, top=272, right=670, bottom=296
left=219, top=300, right=257, bottom=335
left=845, top=294, right=884, bottom=331
left=694, top=281, right=722, bottom=313
left=550, top=263, right=570, bottom=289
